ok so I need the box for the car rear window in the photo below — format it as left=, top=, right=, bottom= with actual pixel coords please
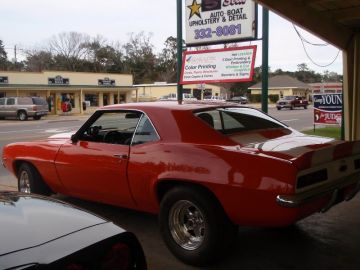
left=195, top=107, right=286, bottom=134
left=18, top=97, right=33, bottom=105
left=32, top=97, right=48, bottom=105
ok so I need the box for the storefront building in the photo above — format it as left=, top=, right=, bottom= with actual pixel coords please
left=0, top=71, right=136, bottom=115
left=133, top=82, right=223, bottom=101
left=249, top=75, right=310, bottom=100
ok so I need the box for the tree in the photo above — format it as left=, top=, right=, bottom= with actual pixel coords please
left=0, top=40, right=8, bottom=70
left=157, top=36, right=182, bottom=82
left=24, top=50, right=55, bottom=72
left=123, top=32, right=157, bottom=84
left=82, top=37, right=125, bottom=73
left=48, top=32, right=90, bottom=71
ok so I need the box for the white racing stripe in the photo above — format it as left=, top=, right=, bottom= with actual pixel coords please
left=281, top=119, right=299, bottom=122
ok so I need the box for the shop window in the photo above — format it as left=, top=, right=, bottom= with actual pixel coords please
left=85, top=94, right=99, bottom=107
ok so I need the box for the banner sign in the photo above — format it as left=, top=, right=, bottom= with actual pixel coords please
left=180, top=46, right=256, bottom=84
left=185, top=0, right=257, bottom=46
left=98, top=77, right=115, bottom=86
left=48, top=76, right=70, bottom=85
left=313, top=93, right=343, bottom=125
left=0, top=76, right=8, bottom=84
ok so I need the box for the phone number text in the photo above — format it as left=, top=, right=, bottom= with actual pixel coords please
left=194, top=24, right=241, bottom=40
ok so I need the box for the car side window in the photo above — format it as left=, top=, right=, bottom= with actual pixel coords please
left=80, top=111, right=142, bottom=145
left=132, top=115, right=159, bottom=145
left=6, top=98, right=15, bottom=105
left=0, top=98, right=5, bottom=105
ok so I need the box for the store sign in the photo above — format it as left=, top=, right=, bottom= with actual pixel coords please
left=0, top=76, right=9, bottom=84
left=48, top=75, right=70, bottom=85
left=185, top=0, right=257, bottom=46
left=180, top=46, right=256, bottom=84
left=313, top=94, right=343, bottom=125
left=98, top=77, right=115, bottom=86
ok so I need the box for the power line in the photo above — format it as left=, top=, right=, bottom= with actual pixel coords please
left=293, top=24, right=340, bottom=68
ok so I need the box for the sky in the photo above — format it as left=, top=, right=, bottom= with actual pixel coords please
left=0, top=0, right=343, bottom=74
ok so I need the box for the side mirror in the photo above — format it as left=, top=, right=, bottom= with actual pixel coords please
left=71, top=134, right=78, bottom=143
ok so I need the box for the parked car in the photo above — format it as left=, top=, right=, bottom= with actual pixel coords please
left=0, top=96, right=49, bottom=120
left=226, top=96, right=248, bottom=104
left=276, top=95, right=309, bottom=110
left=159, top=93, right=197, bottom=101
left=0, top=191, right=147, bottom=269
left=2, top=102, right=360, bottom=266
left=203, top=95, right=226, bottom=102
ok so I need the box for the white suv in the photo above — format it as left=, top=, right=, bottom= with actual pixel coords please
left=0, top=97, right=49, bottom=121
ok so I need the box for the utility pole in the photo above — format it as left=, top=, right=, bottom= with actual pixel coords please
left=261, top=8, right=269, bottom=113
left=176, top=0, right=183, bottom=104
left=14, top=45, right=17, bottom=66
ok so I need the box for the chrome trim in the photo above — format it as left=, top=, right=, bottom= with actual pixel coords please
left=276, top=172, right=360, bottom=208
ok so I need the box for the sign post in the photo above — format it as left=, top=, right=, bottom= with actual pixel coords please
left=177, top=0, right=183, bottom=104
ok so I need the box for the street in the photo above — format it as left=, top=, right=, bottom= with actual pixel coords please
left=1, top=106, right=359, bottom=270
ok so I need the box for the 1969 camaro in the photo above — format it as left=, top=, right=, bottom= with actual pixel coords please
left=2, top=102, right=360, bottom=266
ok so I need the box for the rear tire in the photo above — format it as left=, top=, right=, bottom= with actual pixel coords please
left=33, top=115, right=42, bottom=120
left=18, top=111, right=28, bottom=121
left=304, top=105, right=308, bottom=109
left=17, top=163, right=51, bottom=195
left=159, top=186, right=237, bottom=266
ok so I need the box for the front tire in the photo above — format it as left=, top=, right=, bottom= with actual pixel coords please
left=33, top=115, right=42, bottom=120
left=159, top=186, right=237, bottom=266
left=17, top=163, right=51, bottom=195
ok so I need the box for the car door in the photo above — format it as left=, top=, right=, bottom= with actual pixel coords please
left=4, top=97, right=16, bottom=117
left=55, top=110, right=142, bottom=208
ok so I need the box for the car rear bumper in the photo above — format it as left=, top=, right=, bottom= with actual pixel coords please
left=276, top=172, right=360, bottom=212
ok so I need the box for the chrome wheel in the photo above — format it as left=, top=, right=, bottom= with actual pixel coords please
left=169, top=200, right=205, bottom=251
left=19, top=170, right=31, bottom=193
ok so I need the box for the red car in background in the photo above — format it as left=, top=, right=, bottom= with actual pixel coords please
left=2, top=102, right=360, bottom=266
left=276, top=95, right=309, bottom=110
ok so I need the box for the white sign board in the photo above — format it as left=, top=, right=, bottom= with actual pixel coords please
left=185, top=0, right=257, bottom=46
left=180, top=46, right=257, bottom=84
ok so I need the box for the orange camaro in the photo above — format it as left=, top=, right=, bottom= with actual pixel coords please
left=2, top=102, right=360, bottom=266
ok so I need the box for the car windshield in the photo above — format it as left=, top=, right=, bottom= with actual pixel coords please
left=195, top=107, right=286, bottom=134
left=284, top=96, right=296, bottom=100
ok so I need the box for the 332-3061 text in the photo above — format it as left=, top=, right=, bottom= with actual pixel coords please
left=194, top=24, right=241, bottom=40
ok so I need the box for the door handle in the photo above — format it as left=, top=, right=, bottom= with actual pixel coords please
left=113, top=154, right=128, bottom=159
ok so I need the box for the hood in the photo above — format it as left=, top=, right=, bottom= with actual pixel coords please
left=0, top=192, right=107, bottom=256
left=231, top=129, right=360, bottom=170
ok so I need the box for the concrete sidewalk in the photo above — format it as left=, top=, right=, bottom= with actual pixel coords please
left=0, top=175, right=17, bottom=191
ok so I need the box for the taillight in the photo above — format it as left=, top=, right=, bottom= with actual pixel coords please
left=102, top=243, right=133, bottom=270
left=33, top=105, right=37, bottom=111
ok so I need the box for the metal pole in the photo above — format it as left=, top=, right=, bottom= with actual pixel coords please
left=341, top=90, right=345, bottom=140
left=176, top=0, right=183, bottom=104
left=261, top=8, right=269, bottom=113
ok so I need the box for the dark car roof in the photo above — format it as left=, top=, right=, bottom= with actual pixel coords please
left=0, top=192, right=107, bottom=256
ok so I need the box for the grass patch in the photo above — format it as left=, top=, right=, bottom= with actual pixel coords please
left=302, top=126, right=341, bottom=139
